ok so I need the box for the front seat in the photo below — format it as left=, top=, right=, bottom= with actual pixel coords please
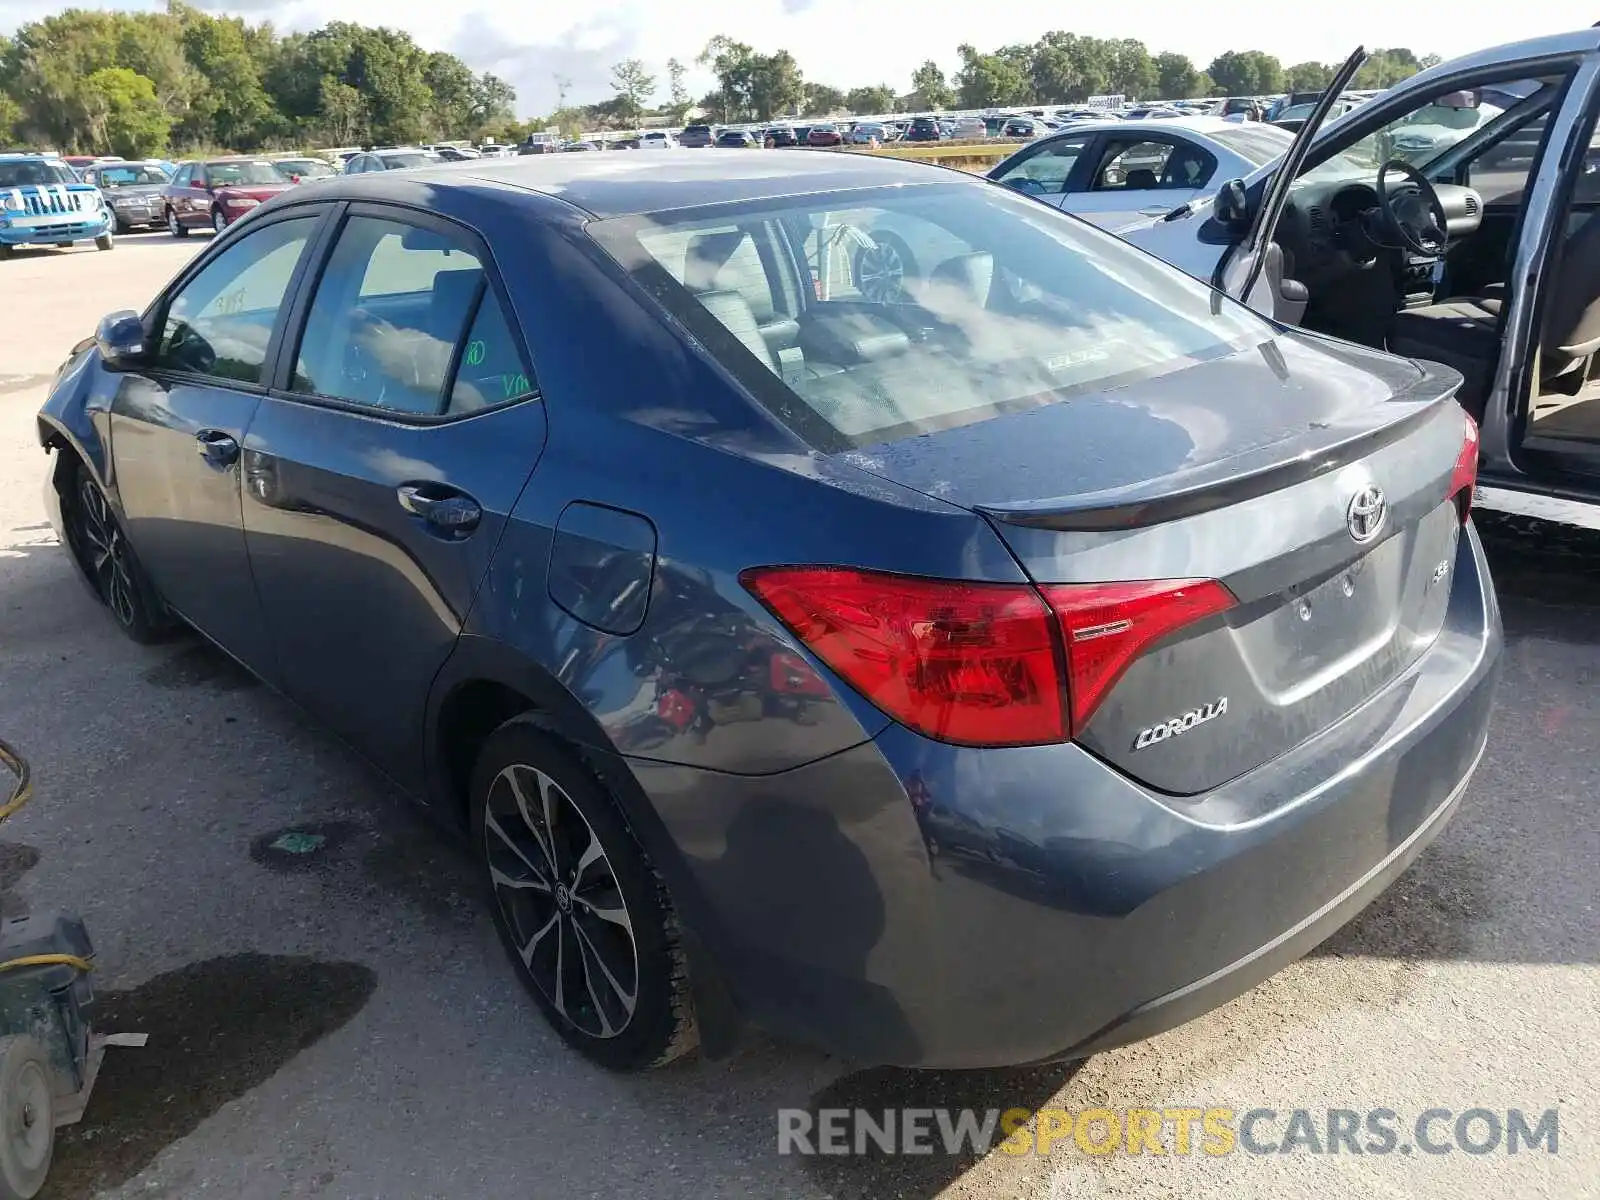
left=1123, top=168, right=1160, bottom=191
left=1390, top=209, right=1600, bottom=418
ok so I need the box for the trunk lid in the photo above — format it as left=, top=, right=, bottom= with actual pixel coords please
left=836, top=332, right=1473, bottom=794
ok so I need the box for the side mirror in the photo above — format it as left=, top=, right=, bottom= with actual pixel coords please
left=95, top=311, right=148, bottom=370
left=1215, top=178, right=1249, bottom=226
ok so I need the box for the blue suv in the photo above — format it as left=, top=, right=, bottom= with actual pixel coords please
left=0, top=153, right=114, bottom=258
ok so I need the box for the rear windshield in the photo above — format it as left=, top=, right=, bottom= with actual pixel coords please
left=381, top=153, right=430, bottom=169
left=207, top=160, right=283, bottom=185
left=95, top=165, right=170, bottom=186
left=590, top=181, right=1273, bottom=450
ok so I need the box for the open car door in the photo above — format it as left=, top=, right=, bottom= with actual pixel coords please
left=1218, top=46, right=1368, bottom=319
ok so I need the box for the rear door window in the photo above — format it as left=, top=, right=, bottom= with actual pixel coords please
left=291, top=214, right=533, bottom=416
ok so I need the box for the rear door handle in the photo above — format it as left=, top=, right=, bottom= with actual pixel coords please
left=1139, top=205, right=1172, bottom=217
left=397, top=483, right=481, bottom=534
left=195, top=429, right=239, bottom=469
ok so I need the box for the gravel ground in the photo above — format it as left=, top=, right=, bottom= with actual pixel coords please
left=0, top=233, right=1594, bottom=1200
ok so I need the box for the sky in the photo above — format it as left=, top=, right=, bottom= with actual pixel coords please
left=1, top=0, right=1596, bottom=117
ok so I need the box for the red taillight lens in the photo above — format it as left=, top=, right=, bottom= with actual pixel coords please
left=740, top=566, right=1065, bottom=746
left=1448, top=413, right=1480, bottom=522
left=1038, top=579, right=1237, bottom=732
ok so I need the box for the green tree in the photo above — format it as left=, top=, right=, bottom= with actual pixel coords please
left=954, top=43, right=1027, bottom=108
left=471, top=73, right=516, bottom=134
left=1154, top=51, right=1202, bottom=100
left=1206, top=50, right=1284, bottom=95
left=909, top=60, right=950, bottom=110
left=748, top=50, right=804, bottom=119
left=1284, top=61, right=1334, bottom=92
left=1108, top=39, right=1155, bottom=99
left=318, top=77, right=365, bottom=144
left=844, top=84, right=896, bottom=115
left=176, top=8, right=275, bottom=148
left=610, top=57, right=655, bottom=123
left=665, top=57, right=691, bottom=122
left=1355, top=48, right=1422, bottom=89
left=802, top=82, right=844, bottom=117
left=423, top=50, right=477, bottom=138
left=80, top=66, right=170, bottom=156
left=697, top=35, right=757, bottom=121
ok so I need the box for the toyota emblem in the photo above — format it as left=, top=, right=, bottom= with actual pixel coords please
left=1346, top=484, right=1387, bottom=544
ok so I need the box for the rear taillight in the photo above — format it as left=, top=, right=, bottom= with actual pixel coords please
left=1448, top=413, right=1480, bottom=522
left=1038, top=580, right=1236, bottom=732
left=741, top=567, right=1235, bottom=746
left=740, top=567, right=1064, bottom=746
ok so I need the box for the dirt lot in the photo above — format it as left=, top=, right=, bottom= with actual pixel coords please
left=0, top=233, right=1595, bottom=1200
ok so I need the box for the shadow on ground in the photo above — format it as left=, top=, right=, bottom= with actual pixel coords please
left=43, top=954, right=377, bottom=1199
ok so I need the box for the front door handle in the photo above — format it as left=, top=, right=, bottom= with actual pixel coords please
left=1139, top=205, right=1172, bottom=217
left=195, top=429, right=239, bottom=469
left=397, top=483, right=481, bottom=534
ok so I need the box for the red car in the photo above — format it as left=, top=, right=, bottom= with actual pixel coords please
left=162, top=157, right=293, bottom=237
left=806, top=123, right=843, bottom=147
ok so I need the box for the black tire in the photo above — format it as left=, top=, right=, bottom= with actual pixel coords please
left=95, top=232, right=114, bottom=251
left=113, top=217, right=130, bottom=235
left=53, top=242, right=72, bottom=249
left=471, top=718, right=696, bottom=1071
left=166, top=208, right=189, bottom=238
left=60, top=459, right=170, bottom=644
left=0, top=1035, right=53, bottom=1200
left=0, top=245, right=12, bottom=260
left=211, top=208, right=228, bottom=235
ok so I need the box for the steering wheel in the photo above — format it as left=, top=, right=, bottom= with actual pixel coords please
left=1376, top=159, right=1449, bottom=257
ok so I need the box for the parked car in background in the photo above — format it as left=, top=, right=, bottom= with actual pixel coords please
left=1271, top=98, right=1358, bottom=134
left=60, top=155, right=103, bottom=177
left=638, top=131, right=679, bottom=149
left=1265, top=91, right=1327, bottom=122
left=271, top=156, right=337, bottom=183
left=951, top=116, right=987, bottom=138
left=1002, top=117, right=1046, bottom=138
left=39, top=151, right=1499, bottom=1076
left=679, top=124, right=716, bottom=148
left=763, top=126, right=799, bottom=148
left=433, top=146, right=483, bottom=162
left=343, top=148, right=439, bottom=174
left=806, top=124, right=843, bottom=147
left=989, top=117, right=1295, bottom=232
left=717, top=129, right=761, bottom=148
left=164, top=157, right=293, bottom=237
left=904, top=116, right=946, bottom=142
left=0, top=153, right=114, bottom=255
left=83, top=160, right=172, bottom=232
left=561, top=141, right=602, bottom=152
left=847, top=122, right=888, bottom=146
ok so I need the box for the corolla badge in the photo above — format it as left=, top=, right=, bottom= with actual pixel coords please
left=1133, top=697, right=1228, bottom=751
left=1346, top=484, right=1387, bottom=544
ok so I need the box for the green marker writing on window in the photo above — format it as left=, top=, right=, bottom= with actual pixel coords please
left=502, top=373, right=529, bottom=398
left=465, top=339, right=486, bottom=367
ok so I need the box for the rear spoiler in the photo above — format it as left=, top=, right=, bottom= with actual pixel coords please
left=977, top=361, right=1465, bottom=532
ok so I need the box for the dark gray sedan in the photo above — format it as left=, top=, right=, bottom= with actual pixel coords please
left=37, top=151, right=1500, bottom=1072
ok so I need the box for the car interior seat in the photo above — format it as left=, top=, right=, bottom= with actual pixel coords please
left=1389, top=208, right=1600, bottom=419
left=1123, top=168, right=1160, bottom=190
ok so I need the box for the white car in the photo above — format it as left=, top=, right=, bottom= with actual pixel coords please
left=987, top=117, right=1296, bottom=232
left=638, top=131, right=679, bottom=149
left=950, top=116, right=987, bottom=138
left=1117, top=32, right=1600, bottom=518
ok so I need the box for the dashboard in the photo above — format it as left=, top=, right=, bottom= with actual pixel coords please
left=1279, top=179, right=1484, bottom=283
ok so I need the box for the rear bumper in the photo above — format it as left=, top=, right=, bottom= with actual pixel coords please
left=631, top=522, right=1502, bottom=1067
left=0, top=213, right=110, bottom=245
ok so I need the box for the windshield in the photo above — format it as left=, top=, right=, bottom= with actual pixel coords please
left=275, top=159, right=332, bottom=177
left=0, top=161, right=74, bottom=187
left=1207, top=124, right=1297, bottom=166
left=380, top=153, right=429, bottom=169
left=207, top=161, right=284, bottom=186
left=96, top=165, right=170, bottom=187
left=591, top=181, right=1272, bottom=448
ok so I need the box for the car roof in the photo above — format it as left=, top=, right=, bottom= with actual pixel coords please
left=302, top=151, right=966, bottom=219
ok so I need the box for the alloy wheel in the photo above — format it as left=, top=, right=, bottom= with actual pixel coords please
left=854, top=239, right=908, bottom=304
left=74, top=475, right=137, bottom=628
left=483, top=763, right=639, bottom=1040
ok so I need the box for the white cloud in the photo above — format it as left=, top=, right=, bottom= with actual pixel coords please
left=3, top=0, right=1596, bottom=115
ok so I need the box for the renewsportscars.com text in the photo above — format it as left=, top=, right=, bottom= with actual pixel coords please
left=777, top=1106, right=1561, bottom=1158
